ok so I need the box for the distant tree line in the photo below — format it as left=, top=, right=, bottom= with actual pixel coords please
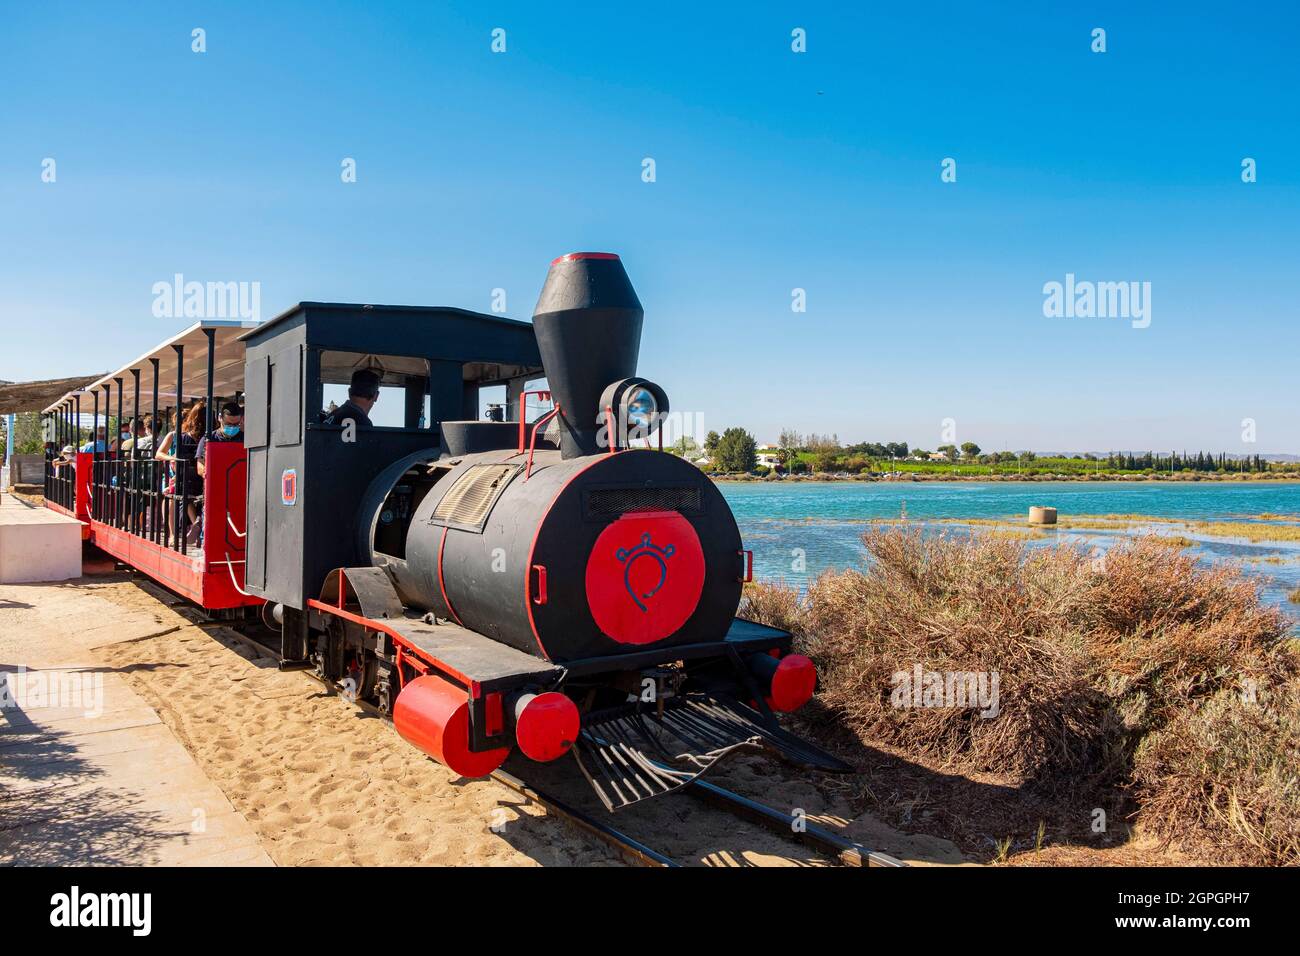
left=1103, top=451, right=1272, bottom=473
left=682, top=426, right=1286, bottom=476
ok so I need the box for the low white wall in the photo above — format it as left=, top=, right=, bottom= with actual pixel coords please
left=0, top=503, right=82, bottom=584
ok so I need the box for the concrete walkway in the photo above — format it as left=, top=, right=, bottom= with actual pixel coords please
left=0, top=576, right=273, bottom=866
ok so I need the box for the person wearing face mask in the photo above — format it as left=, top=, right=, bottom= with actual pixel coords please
left=195, top=402, right=244, bottom=478
left=109, top=422, right=132, bottom=453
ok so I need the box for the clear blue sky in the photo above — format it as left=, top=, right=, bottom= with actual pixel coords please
left=2, top=1, right=1296, bottom=453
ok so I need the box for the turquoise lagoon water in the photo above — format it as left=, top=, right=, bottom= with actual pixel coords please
left=718, top=481, right=1300, bottom=619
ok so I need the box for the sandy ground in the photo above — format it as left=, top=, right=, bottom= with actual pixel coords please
left=88, top=581, right=616, bottom=866
left=0, top=575, right=272, bottom=865
left=7, top=571, right=964, bottom=867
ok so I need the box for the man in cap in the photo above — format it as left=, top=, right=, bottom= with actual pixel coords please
left=320, top=369, right=380, bottom=429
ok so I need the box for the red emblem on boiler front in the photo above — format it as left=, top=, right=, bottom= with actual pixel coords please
left=585, top=510, right=705, bottom=645
left=616, top=534, right=674, bottom=611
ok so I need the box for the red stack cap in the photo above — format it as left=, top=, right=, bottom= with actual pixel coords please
left=550, top=251, right=621, bottom=266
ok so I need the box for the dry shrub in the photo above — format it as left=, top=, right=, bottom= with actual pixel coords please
left=1133, top=686, right=1300, bottom=865
left=1089, top=540, right=1296, bottom=739
left=1090, top=539, right=1286, bottom=640
left=738, top=580, right=805, bottom=637
left=801, top=528, right=1109, bottom=784
left=740, top=526, right=1300, bottom=863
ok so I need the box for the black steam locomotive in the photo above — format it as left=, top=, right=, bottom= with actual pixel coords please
left=241, top=253, right=847, bottom=809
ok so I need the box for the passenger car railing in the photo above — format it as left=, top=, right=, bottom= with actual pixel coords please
left=88, top=453, right=193, bottom=552
left=81, top=439, right=249, bottom=578
left=44, top=451, right=79, bottom=513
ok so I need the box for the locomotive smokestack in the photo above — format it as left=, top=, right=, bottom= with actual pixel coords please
left=532, top=253, right=643, bottom=458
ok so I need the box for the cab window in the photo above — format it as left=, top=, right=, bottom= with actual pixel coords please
left=317, top=350, right=432, bottom=430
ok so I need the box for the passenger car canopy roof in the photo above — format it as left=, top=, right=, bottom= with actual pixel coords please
left=45, top=320, right=256, bottom=418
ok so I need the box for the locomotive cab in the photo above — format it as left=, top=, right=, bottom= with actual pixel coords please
left=238, top=302, right=545, bottom=644
left=243, top=256, right=848, bottom=811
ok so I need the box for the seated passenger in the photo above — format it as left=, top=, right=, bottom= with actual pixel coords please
left=120, top=417, right=153, bottom=454
left=320, top=369, right=380, bottom=429
left=196, top=402, right=244, bottom=478
left=80, top=425, right=108, bottom=454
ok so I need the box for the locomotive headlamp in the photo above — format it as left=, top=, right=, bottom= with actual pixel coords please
left=625, top=387, right=658, bottom=430
left=599, top=377, right=670, bottom=450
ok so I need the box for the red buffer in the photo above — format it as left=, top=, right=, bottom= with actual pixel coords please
left=392, top=675, right=510, bottom=778
left=513, top=691, right=580, bottom=762
left=750, top=652, right=818, bottom=713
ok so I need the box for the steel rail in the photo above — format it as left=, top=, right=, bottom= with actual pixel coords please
left=679, top=775, right=906, bottom=867
left=488, top=769, right=677, bottom=868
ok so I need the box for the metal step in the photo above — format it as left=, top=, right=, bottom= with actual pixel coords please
left=573, top=693, right=851, bottom=811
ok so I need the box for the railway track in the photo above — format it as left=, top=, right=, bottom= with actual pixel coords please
left=143, top=584, right=905, bottom=869
left=326, top=668, right=904, bottom=867
left=490, top=764, right=905, bottom=868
